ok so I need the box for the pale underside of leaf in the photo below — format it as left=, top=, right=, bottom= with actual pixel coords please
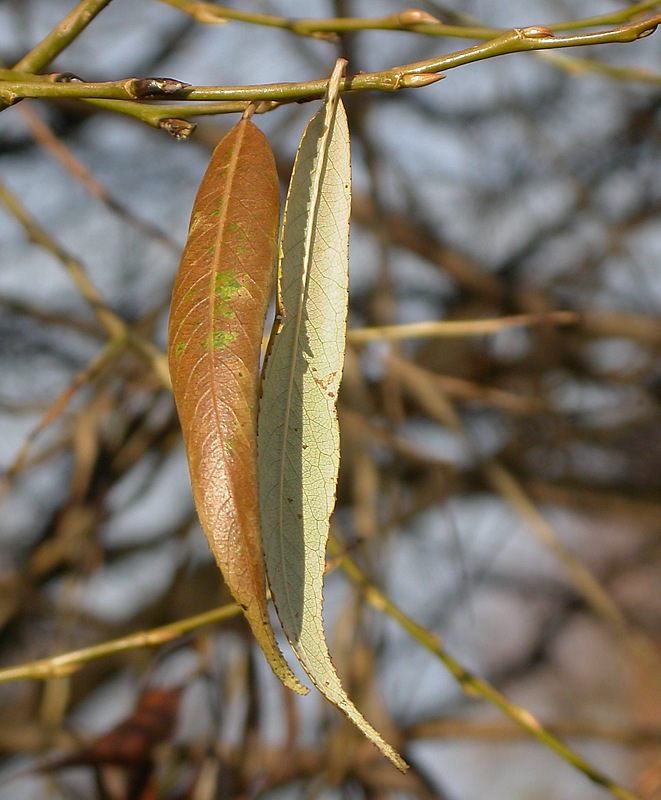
left=167, top=118, right=306, bottom=696
left=258, top=66, right=407, bottom=772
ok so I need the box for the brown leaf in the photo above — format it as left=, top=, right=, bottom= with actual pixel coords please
left=167, top=118, right=306, bottom=695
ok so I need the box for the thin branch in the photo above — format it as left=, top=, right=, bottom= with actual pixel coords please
left=0, top=603, right=240, bottom=683
left=0, top=180, right=171, bottom=388
left=331, top=539, right=641, bottom=800
left=17, top=102, right=182, bottom=255
left=406, top=718, right=661, bottom=746
left=536, top=50, right=661, bottom=84
left=0, top=14, right=658, bottom=120
left=347, top=311, right=577, bottom=344
left=154, top=0, right=661, bottom=40
left=4, top=339, right=122, bottom=483
left=13, top=0, right=114, bottom=73
left=551, top=0, right=661, bottom=31
left=483, top=461, right=632, bottom=635
left=401, top=15, right=661, bottom=75
left=154, top=1, right=497, bottom=40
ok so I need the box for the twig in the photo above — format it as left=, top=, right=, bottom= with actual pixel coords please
left=330, top=539, right=641, bottom=800
left=347, top=311, right=577, bottom=344
left=12, top=0, right=114, bottom=73
left=0, top=603, right=240, bottom=683
left=0, top=14, right=659, bottom=118
left=17, top=102, right=182, bottom=254
left=406, top=718, right=661, bottom=746
left=154, top=1, right=497, bottom=40
left=0, top=180, right=171, bottom=389
left=4, top=340, right=122, bottom=483
left=155, top=0, right=661, bottom=40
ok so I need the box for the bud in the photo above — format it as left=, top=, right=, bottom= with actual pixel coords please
left=635, top=24, right=657, bottom=40
left=158, top=118, right=196, bottom=140
left=53, top=72, right=84, bottom=83
left=399, top=73, right=444, bottom=88
left=396, top=9, right=441, bottom=27
left=520, top=26, right=554, bottom=39
left=129, top=77, right=191, bottom=99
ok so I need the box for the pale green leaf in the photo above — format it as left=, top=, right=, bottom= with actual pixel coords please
left=258, top=60, right=407, bottom=773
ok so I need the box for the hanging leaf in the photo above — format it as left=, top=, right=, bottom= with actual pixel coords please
left=257, top=61, right=407, bottom=772
left=167, top=117, right=306, bottom=696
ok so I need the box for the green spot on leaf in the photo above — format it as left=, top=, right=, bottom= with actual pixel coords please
left=202, top=330, right=237, bottom=351
left=214, top=269, right=242, bottom=301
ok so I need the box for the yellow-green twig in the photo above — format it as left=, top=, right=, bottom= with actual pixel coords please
left=347, top=311, right=577, bottom=344
left=154, top=1, right=497, bottom=40
left=155, top=0, right=661, bottom=40
left=0, top=603, right=240, bottom=684
left=0, top=14, right=659, bottom=130
left=535, top=50, right=661, bottom=84
left=551, top=0, right=661, bottom=31
left=13, top=0, right=114, bottom=73
left=331, top=539, right=641, bottom=800
left=400, top=15, right=661, bottom=76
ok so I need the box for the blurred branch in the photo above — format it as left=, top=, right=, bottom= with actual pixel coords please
left=351, top=194, right=505, bottom=301
left=536, top=50, right=661, bottom=84
left=406, top=718, right=661, bottom=745
left=386, top=351, right=661, bottom=675
left=0, top=180, right=171, bottom=389
left=551, top=1, right=661, bottom=31
left=155, top=1, right=661, bottom=39
left=154, top=2, right=498, bottom=39
left=348, top=311, right=577, bottom=344
left=12, top=0, right=114, bottom=73
left=331, top=538, right=641, bottom=800
left=0, top=603, right=240, bottom=684
left=527, top=481, right=661, bottom=531
left=483, top=461, right=632, bottom=635
left=17, top=102, right=182, bottom=255
left=385, top=356, right=544, bottom=415
left=3, top=339, right=122, bottom=485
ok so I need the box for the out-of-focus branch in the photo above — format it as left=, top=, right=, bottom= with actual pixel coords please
left=331, top=538, right=641, bottom=800
left=0, top=181, right=171, bottom=389
left=155, top=1, right=661, bottom=40
left=0, top=603, right=240, bottom=684
left=348, top=311, right=577, bottom=344
left=12, top=0, right=114, bottom=73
